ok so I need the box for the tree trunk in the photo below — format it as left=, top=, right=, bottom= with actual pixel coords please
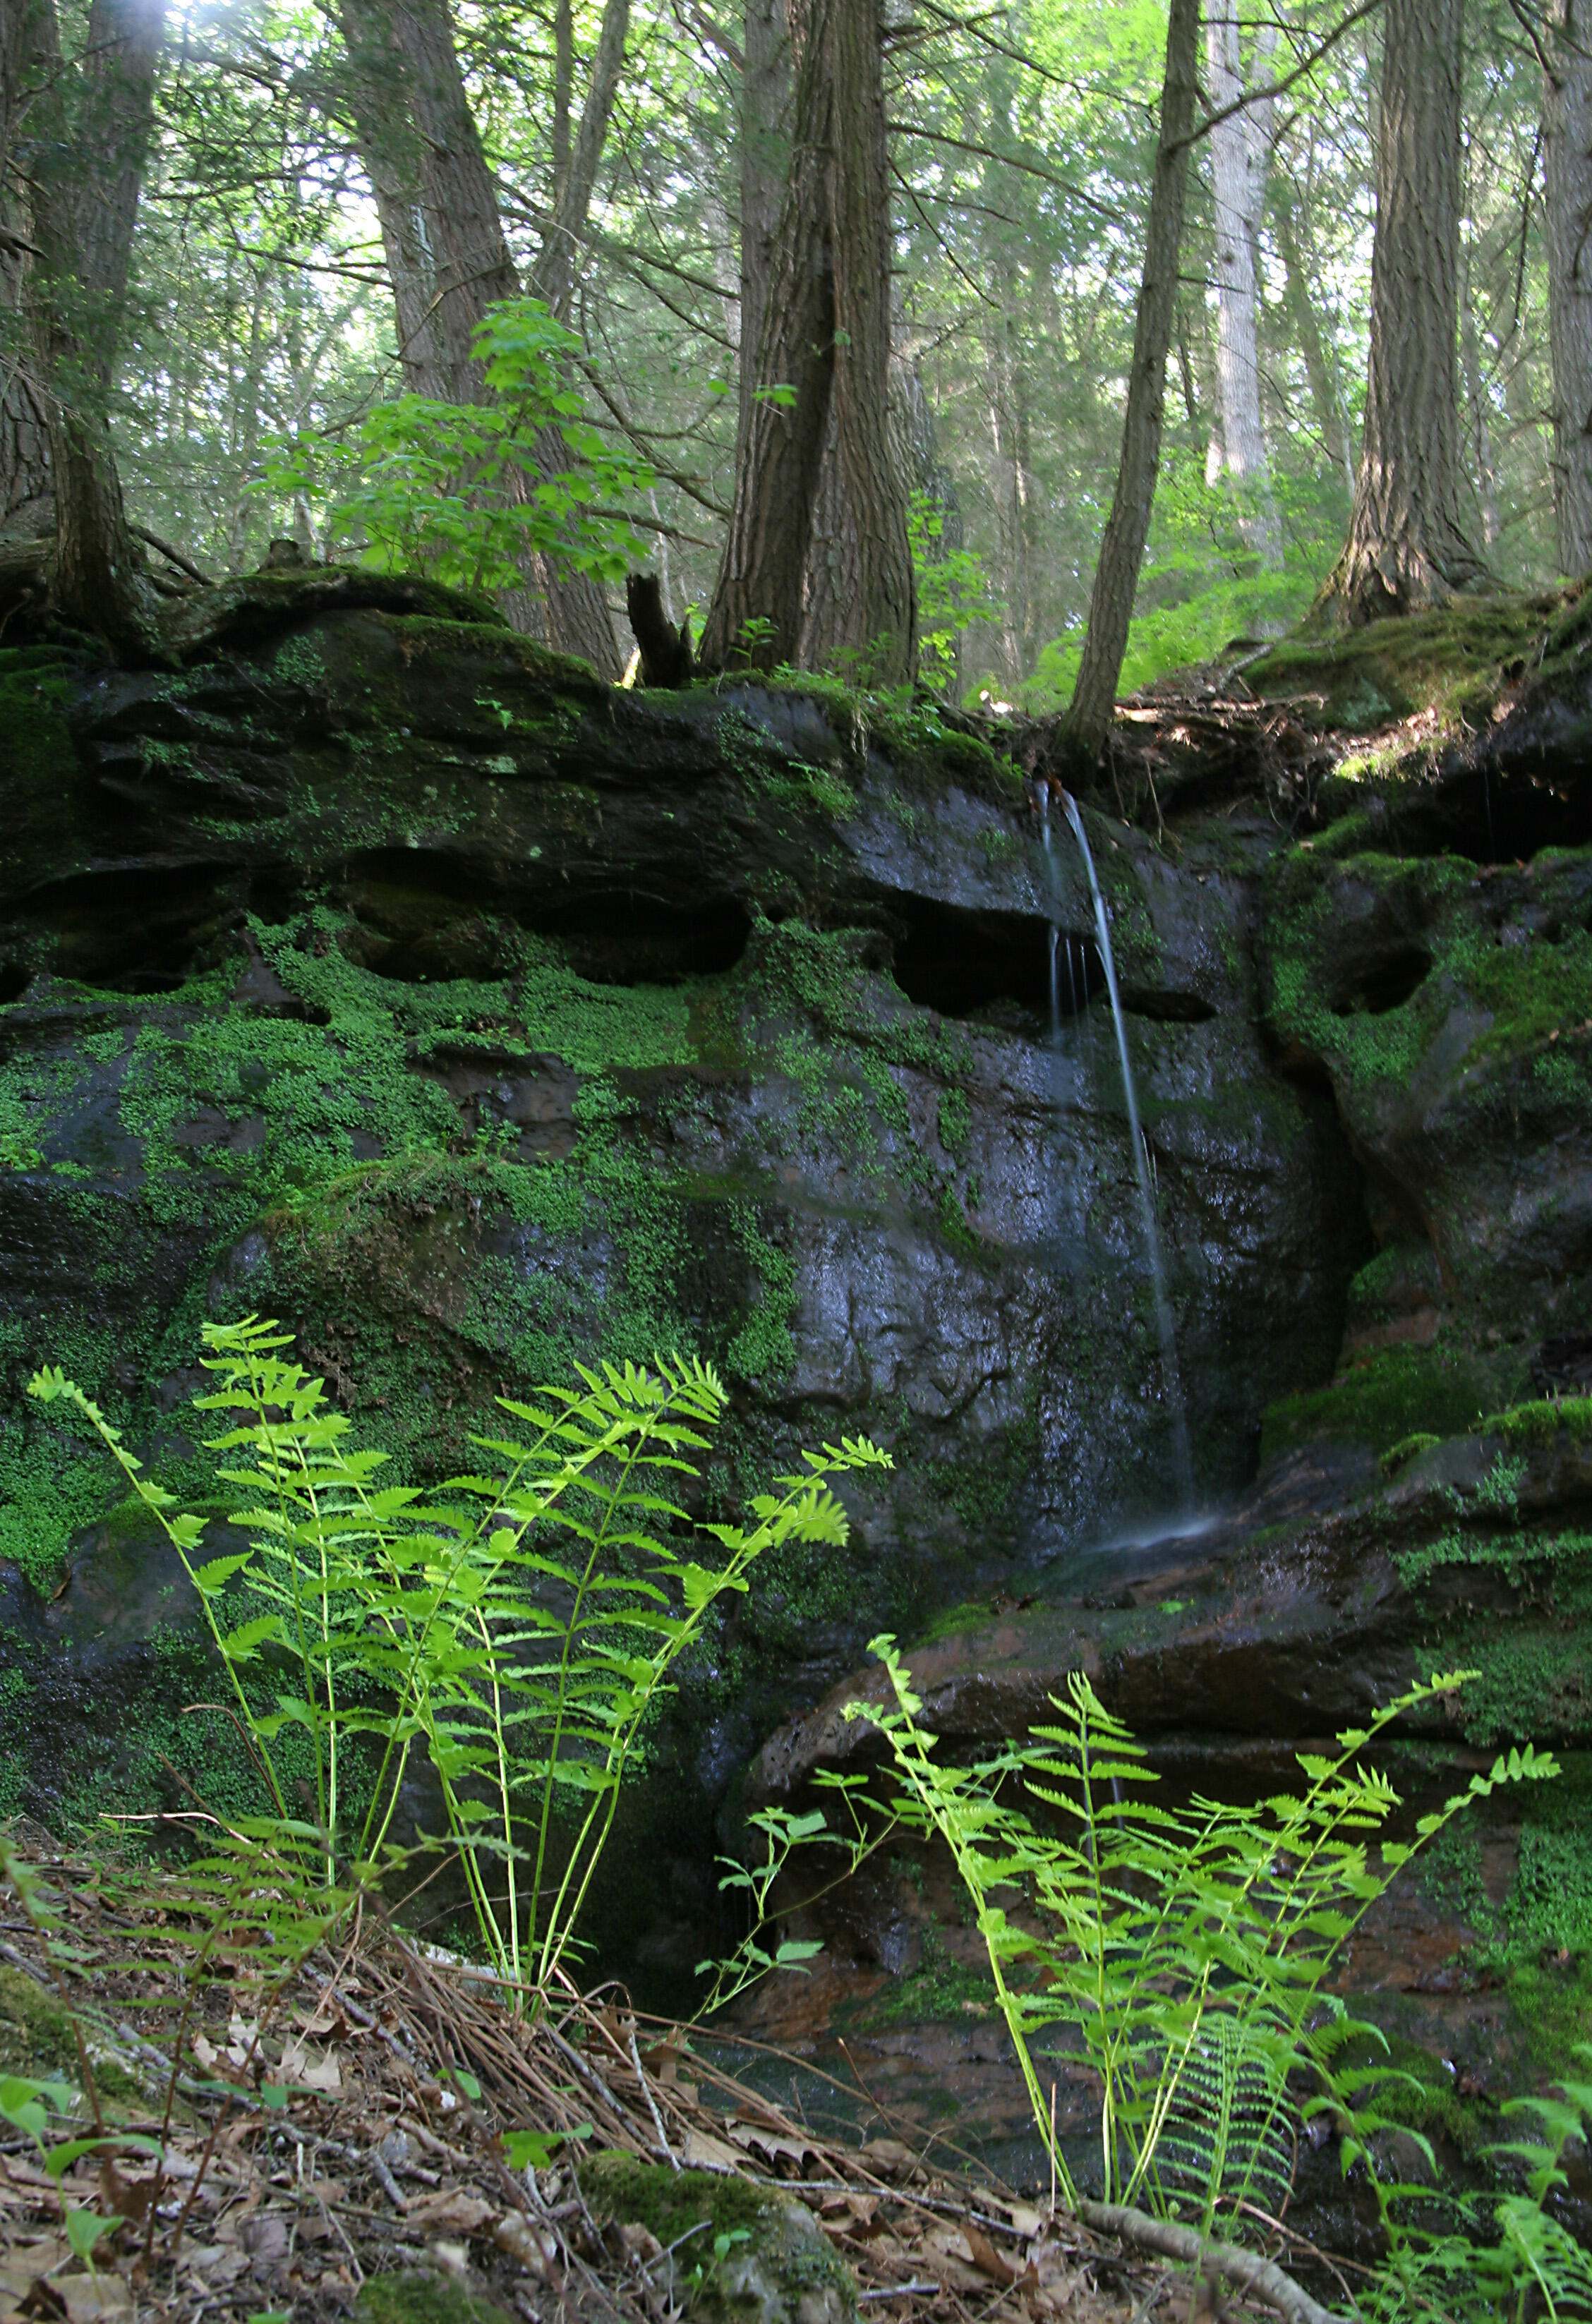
left=699, top=0, right=838, bottom=669
left=1, top=0, right=54, bottom=528
left=1061, top=0, right=1200, bottom=760
left=1322, top=0, right=1488, bottom=619
left=737, top=0, right=792, bottom=452
left=891, top=346, right=964, bottom=692
left=1205, top=7, right=1280, bottom=564
left=337, top=0, right=622, bottom=674
left=529, top=0, right=632, bottom=323
left=1544, top=0, right=1592, bottom=574
left=1460, top=246, right=1500, bottom=547
left=702, top=0, right=913, bottom=679
left=1272, top=173, right=1353, bottom=493
left=820, top=0, right=914, bottom=679
left=18, top=0, right=167, bottom=653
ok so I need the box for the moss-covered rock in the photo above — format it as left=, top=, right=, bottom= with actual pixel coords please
left=0, top=1963, right=142, bottom=2110
left=0, top=603, right=1381, bottom=1988
left=579, top=2153, right=855, bottom=2323
left=1248, top=591, right=1560, bottom=734
left=356, top=2272, right=514, bottom=2324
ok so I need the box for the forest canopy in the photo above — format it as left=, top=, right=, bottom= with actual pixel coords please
left=0, top=0, right=1582, bottom=715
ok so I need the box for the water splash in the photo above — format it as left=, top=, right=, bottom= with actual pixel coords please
left=1059, top=792, right=1195, bottom=1509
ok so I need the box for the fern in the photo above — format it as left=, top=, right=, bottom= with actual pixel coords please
left=847, top=1641, right=1560, bottom=2241
left=30, top=1320, right=891, bottom=1995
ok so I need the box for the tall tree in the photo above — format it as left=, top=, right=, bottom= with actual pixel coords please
left=8, top=0, right=169, bottom=652
left=1, top=0, right=52, bottom=529
left=337, top=0, right=627, bottom=674
left=1323, top=0, right=1488, bottom=617
left=1061, top=0, right=1200, bottom=758
left=1272, top=171, right=1354, bottom=494
left=700, top=0, right=915, bottom=679
left=1543, top=0, right=1592, bottom=574
left=1205, top=8, right=1279, bottom=564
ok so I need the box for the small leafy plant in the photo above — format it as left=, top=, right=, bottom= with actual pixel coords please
left=262, top=298, right=653, bottom=602
left=30, top=1319, right=890, bottom=1997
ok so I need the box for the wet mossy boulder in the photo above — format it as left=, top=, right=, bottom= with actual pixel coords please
left=579, top=2153, right=855, bottom=2323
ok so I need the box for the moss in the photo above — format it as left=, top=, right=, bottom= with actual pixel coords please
left=726, top=670, right=1018, bottom=798
left=1260, top=1346, right=1491, bottom=1463
left=1480, top=1396, right=1592, bottom=1447
left=0, top=1964, right=140, bottom=2107
left=1264, top=841, right=1592, bottom=1114
left=357, top=2274, right=514, bottom=2324
left=1382, top=1432, right=1441, bottom=1476
left=579, top=2153, right=855, bottom=2318
left=1249, top=593, right=1559, bottom=733
left=867, top=1928, right=990, bottom=2025
left=0, top=647, right=77, bottom=808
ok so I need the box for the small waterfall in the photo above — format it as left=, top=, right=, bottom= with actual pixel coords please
left=1059, top=793, right=1195, bottom=1510
left=1040, top=810, right=1064, bottom=1043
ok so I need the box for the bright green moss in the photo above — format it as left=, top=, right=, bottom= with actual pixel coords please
left=867, top=1927, right=989, bottom=2025
left=1481, top=1396, right=1592, bottom=1446
left=1382, top=1431, right=1441, bottom=1477
left=1260, top=1346, right=1491, bottom=1463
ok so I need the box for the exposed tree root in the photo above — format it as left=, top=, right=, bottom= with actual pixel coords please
left=1076, top=2200, right=1355, bottom=2324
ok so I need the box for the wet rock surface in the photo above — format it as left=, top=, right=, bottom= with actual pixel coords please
left=0, top=612, right=1360, bottom=1832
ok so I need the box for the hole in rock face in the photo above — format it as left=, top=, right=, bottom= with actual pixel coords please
left=890, top=895, right=1103, bottom=1022
left=1368, top=763, right=1592, bottom=864
left=1532, top=1334, right=1592, bottom=1394
left=30, top=867, right=227, bottom=992
left=538, top=890, right=752, bottom=985
left=1118, top=986, right=1219, bottom=1024
left=338, top=854, right=509, bottom=982
left=0, top=962, right=29, bottom=1005
left=1331, top=945, right=1433, bottom=1016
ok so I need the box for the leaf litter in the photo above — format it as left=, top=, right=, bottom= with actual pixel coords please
left=0, top=1833, right=1306, bottom=2323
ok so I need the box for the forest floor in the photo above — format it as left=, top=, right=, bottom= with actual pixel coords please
left=0, top=1833, right=1337, bottom=2324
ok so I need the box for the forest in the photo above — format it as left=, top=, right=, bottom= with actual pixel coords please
left=6, top=0, right=1592, bottom=2321
left=3, top=0, right=1586, bottom=696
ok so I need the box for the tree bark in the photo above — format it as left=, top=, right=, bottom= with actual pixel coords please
left=1459, top=244, right=1500, bottom=547
left=337, top=0, right=622, bottom=674
left=1271, top=172, right=1353, bottom=493
left=1544, top=0, right=1592, bottom=574
left=1322, top=0, right=1488, bottom=619
left=736, top=0, right=793, bottom=452
left=529, top=0, right=632, bottom=323
left=702, top=0, right=914, bottom=679
left=1205, top=7, right=1280, bottom=564
left=1061, top=0, right=1200, bottom=760
left=1, top=0, right=53, bottom=526
left=699, top=0, right=839, bottom=669
left=14, top=0, right=167, bottom=653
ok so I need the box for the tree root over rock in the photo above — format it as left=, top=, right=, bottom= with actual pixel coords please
left=1077, top=2201, right=1353, bottom=2324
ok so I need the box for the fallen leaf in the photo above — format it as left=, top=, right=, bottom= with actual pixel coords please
left=858, top=2138, right=917, bottom=2179
left=41, top=2277, right=132, bottom=2324
left=676, top=2126, right=742, bottom=2171
left=725, top=2121, right=818, bottom=2169
left=408, top=2192, right=495, bottom=2237
left=961, top=2223, right=1016, bottom=2285
left=277, top=2043, right=342, bottom=2095
left=493, top=2215, right=555, bottom=2275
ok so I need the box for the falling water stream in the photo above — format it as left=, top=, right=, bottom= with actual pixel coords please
left=1042, top=791, right=1195, bottom=1511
